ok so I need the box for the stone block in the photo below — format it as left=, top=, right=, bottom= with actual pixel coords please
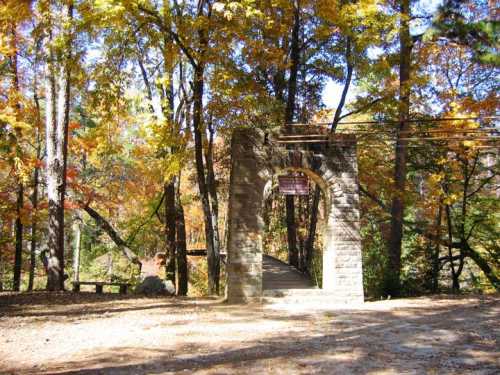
left=227, top=262, right=262, bottom=275
left=227, top=275, right=262, bottom=289
left=329, top=207, right=360, bottom=221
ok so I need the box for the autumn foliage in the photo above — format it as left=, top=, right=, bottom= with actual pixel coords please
left=0, top=0, right=498, bottom=295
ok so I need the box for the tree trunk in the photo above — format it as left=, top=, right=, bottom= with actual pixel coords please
left=13, top=183, right=23, bottom=291
left=451, top=270, right=460, bottom=290
left=285, top=198, right=298, bottom=268
left=0, top=221, right=5, bottom=291
left=451, top=156, right=473, bottom=292
left=444, top=203, right=460, bottom=292
left=1, top=220, right=14, bottom=291
left=330, top=37, right=353, bottom=134
left=205, top=121, right=221, bottom=281
left=305, top=185, right=320, bottom=274
left=72, top=216, right=81, bottom=282
left=192, top=62, right=219, bottom=294
left=147, top=2, right=219, bottom=294
left=137, top=34, right=178, bottom=286
left=0, top=243, right=3, bottom=291
left=163, top=39, right=177, bottom=287
left=165, top=180, right=177, bottom=286
left=429, top=203, right=442, bottom=293
left=45, top=44, right=63, bottom=290
left=10, top=23, right=23, bottom=292
left=284, top=0, right=301, bottom=268
left=284, top=0, right=301, bottom=125
left=386, top=0, right=412, bottom=296
left=28, top=75, right=42, bottom=292
left=45, top=119, right=64, bottom=289
left=45, top=2, right=73, bottom=291
left=57, top=4, right=73, bottom=289
left=176, top=177, right=188, bottom=295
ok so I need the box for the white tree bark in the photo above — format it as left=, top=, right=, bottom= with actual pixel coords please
left=44, top=2, right=73, bottom=291
left=72, top=216, right=82, bottom=283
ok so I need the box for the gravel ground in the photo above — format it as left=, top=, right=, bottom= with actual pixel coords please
left=0, top=292, right=498, bottom=374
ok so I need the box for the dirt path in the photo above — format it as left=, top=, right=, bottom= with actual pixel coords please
left=0, top=293, right=498, bottom=374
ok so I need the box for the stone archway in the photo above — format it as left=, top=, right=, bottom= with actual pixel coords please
left=226, top=128, right=363, bottom=304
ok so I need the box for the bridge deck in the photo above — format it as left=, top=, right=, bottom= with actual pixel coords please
left=262, top=254, right=316, bottom=290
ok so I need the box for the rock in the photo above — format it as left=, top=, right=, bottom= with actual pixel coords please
left=135, top=276, right=174, bottom=295
left=139, top=253, right=167, bottom=280
left=164, top=280, right=176, bottom=295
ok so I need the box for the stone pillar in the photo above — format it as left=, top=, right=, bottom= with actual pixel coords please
left=322, top=135, right=364, bottom=303
left=226, top=129, right=267, bottom=303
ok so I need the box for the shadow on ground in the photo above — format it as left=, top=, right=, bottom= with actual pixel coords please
left=0, top=292, right=220, bottom=320
left=1, top=293, right=498, bottom=374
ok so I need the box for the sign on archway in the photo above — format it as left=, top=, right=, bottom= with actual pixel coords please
left=278, top=175, right=309, bottom=195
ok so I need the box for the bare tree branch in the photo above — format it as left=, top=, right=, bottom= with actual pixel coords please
left=79, top=202, right=141, bottom=266
left=337, top=96, right=386, bottom=122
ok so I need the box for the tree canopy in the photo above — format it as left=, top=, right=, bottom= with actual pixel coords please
left=0, top=0, right=498, bottom=296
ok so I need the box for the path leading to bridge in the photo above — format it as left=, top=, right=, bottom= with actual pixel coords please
left=1, top=292, right=498, bottom=374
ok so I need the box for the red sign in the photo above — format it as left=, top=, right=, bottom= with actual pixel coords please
left=278, top=175, right=309, bottom=195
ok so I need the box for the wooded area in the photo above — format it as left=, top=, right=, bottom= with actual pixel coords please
left=0, top=0, right=498, bottom=299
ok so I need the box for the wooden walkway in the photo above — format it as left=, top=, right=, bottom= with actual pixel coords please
left=263, top=254, right=315, bottom=290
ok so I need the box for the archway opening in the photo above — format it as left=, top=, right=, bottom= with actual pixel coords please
left=262, top=169, right=329, bottom=290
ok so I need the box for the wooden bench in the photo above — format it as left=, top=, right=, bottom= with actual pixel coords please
left=72, top=281, right=131, bottom=294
